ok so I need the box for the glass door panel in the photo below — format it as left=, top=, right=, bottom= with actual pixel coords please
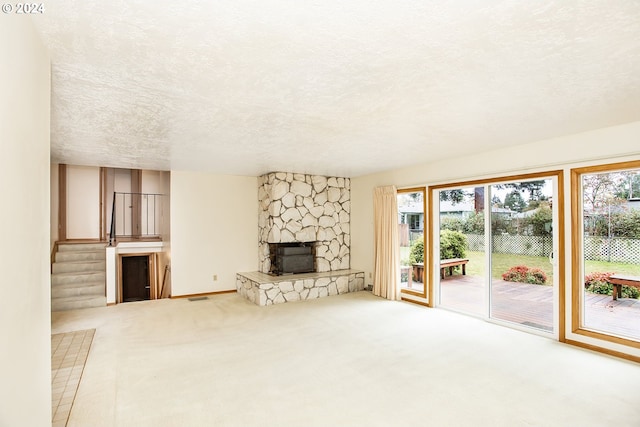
left=580, top=168, right=640, bottom=341
left=437, top=186, right=486, bottom=316
left=398, top=188, right=426, bottom=297
left=489, top=179, right=555, bottom=333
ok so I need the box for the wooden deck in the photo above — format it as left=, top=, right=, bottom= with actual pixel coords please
left=402, top=275, right=640, bottom=339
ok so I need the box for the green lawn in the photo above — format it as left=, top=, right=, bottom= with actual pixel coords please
left=584, top=259, right=640, bottom=276
left=465, top=251, right=554, bottom=283
left=400, top=247, right=639, bottom=284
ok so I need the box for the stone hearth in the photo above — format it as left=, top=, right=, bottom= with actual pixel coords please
left=236, top=270, right=365, bottom=306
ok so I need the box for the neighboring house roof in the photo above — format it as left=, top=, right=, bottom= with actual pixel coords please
left=438, top=200, right=475, bottom=214
left=398, top=203, right=425, bottom=214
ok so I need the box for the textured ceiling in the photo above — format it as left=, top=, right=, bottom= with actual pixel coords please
left=33, top=1, right=640, bottom=177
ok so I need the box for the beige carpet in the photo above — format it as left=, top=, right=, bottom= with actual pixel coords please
left=51, top=291, right=640, bottom=427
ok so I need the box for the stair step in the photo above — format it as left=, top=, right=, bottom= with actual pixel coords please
left=57, top=243, right=106, bottom=252
left=51, top=295, right=106, bottom=312
left=51, top=281, right=104, bottom=299
left=52, top=260, right=106, bottom=274
left=52, top=271, right=106, bottom=286
left=56, top=250, right=105, bottom=262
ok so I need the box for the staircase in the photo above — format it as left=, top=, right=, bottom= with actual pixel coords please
left=51, top=242, right=107, bottom=311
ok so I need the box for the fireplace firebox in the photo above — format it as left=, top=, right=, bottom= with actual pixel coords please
left=269, top=242, right=315, bottom=275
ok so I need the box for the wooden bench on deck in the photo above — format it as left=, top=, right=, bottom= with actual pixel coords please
left=607, top=274, right=640, bottom=301
left=440, top=258, right=469, bottom=279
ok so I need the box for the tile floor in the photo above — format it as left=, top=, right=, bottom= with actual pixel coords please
left=51, top=329, right=95, bottom=427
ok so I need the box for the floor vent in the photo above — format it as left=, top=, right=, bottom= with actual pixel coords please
left=188, top=296, right=208, bottom=302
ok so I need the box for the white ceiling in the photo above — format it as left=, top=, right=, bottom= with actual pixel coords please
left=33, top=1, right=640, bottom=177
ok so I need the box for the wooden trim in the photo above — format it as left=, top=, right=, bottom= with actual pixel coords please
left=572, top=328, right=640, bottom=350
left=571, top=160, right=640, bottom=176
left=570, top=160, right=640, bottom=351
left=117, top=252, right=157, bottom=304
left=429, top=170, right=565, bottom=192
left=401, top=289, right=426, bottom=298
left=171, top=290, right=237, bottom=299
left=397, top=187, right=428, bottom=300
left=565, top=339, right=640, bottom=364
left=58, top=164, right=67, bottom=241
left=427, top=187, right=435, bottom=307
left=107, top=302, right=116, bottom=307
left=401, top=297, right=430, bottom=307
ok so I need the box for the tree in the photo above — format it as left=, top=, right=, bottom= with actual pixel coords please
left=582, top=172, right=623, bottom=211
left=614, top=171, right=640, bottom=200
left=440, top=188, right=484, bottom=214
left=526, top=203, right=553, bottom=236
left=504, top=190, right=526, bottom=212
left=439, top=189, right=466, bottom=204
left=497, top=180, right=547, bottom=200
left=463, top=211, right=484, bottom=234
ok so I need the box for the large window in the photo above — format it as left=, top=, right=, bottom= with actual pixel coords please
left=398, top=188, right=427, bottom=298
left=572, top=161, right=640, bottom=346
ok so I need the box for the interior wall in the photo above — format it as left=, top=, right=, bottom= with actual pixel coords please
left=0, top=17, right=51, bottom=426
left=66, top=165, right=100, bottom=239
left=141, top=169, right=161, bottom=194
left=170, top=171, right=257, bottom=295
left=350, top=120, right=640, bottom=357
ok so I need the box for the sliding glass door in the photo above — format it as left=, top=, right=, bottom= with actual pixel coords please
left=433, top=173, right=561, bottom=336
left=489, top=179, right=556, bottom=332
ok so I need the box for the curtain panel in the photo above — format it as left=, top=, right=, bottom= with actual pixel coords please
left=373, top=185, right=400, bottom=300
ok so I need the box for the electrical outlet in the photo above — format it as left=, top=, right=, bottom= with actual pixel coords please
left=213, top=274, right=218, bottom=281
left=369, top=272, right=372, bottom=278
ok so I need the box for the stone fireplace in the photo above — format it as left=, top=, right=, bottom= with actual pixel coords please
left=236, top=171, right=363, bottom=307
left=258, top=172, right=350, bottom=274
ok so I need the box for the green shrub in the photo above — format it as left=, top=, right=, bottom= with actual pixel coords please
left=440, top=216, right=464, bottom=232
left=440, top=229, right=467, bottom=260
left=409, top=239, right=424, bottom=264
left=502, top=265, right=547, bottom=285
left=585, top=272, right=640, bottom=299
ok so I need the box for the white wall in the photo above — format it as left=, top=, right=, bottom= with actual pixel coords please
left=170, top=171, right=258, bottom=295
left=66, top=165, right=100, bottom=239
left=0, top=17, right=51, bottom=426
left=351, top=120, right=640, bottom=357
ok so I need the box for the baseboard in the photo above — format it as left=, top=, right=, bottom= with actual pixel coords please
left=171, top=290, right=237, bottom=299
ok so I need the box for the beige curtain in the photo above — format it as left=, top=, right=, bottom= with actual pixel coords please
left=373, top=185, right=400, bottom=300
